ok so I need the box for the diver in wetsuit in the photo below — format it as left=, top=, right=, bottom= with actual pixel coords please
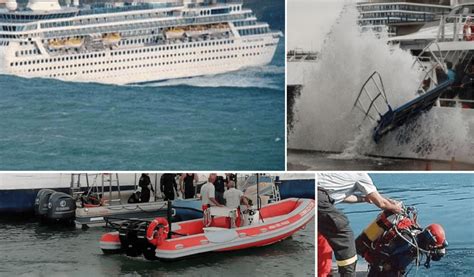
left=365, top=224, right=447, bottom=277
left=138, top=173, right=154, bottom=203
left=160, top=173, right=177, bottom=201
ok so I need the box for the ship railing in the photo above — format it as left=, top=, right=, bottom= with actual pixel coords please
left=79, top=2, right=183, bottom=17
left=352, top=71, right=391, bottom=123
left=438, top=13, right=474, bottom=42
left=286, top=49, right=318, bottom=62
left=412, top=41, right=445, bottom=94
left=438, top=98, right=474, bottom=108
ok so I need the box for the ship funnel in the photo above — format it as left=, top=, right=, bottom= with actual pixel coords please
left=5, top=0, right=18, bottom=11
left=27, top=0, right=61, bottom=11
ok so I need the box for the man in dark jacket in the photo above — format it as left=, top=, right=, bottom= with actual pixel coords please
left=160, top=173, right=177, bottom=201
left=213, top=175, right=226, bottom=205
left=138, top=173, right=154, bottom=203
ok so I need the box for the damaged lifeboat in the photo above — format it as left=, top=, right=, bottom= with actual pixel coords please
left=99, top=198, right=314, bottom=260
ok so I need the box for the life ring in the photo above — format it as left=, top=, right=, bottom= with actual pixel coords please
left=463, top=23, right=474, bottom=41
left=146, top=217, right=169, bottom=246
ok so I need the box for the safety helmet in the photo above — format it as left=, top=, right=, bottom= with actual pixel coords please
left=467, top=16, right=472, bottom=22
left=424, top=224, right=448, bottom=249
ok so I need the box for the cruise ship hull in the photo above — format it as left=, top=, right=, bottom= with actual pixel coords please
left=1, top=34, right=279, bottom=85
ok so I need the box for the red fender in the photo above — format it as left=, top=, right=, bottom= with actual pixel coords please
left=146, top=217, right=169, bottom=246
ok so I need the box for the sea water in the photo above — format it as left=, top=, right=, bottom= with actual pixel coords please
left=339, top=173, right=474, bottom=276
left=0, top=42, right=284, bottom=170
left=0, top=217, right=314, bottom=276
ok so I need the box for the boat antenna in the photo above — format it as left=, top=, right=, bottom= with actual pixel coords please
left=256, top=173, right=260, bottom=210
left=256, top=174, right=264, bottom=223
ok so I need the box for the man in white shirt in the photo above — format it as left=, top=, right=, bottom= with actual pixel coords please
left=223, top=181, right=248, bottom=209
left=200, top=173, right=223, bottom=210
left=318, top=173, right=402, bottom=277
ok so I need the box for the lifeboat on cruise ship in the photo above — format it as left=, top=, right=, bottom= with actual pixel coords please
left=99, top=198, right=314, bottom=260
left=48, top=39, right=66, bottom=50
left=64, top=37, right=84, bottom=49
left=185, top=25, right=209, bottom=37
left=208, top=23, right=230, bottom=35
left=102, top=33, right=121, bottom=45
left=165, top=28, right=185, bottom=39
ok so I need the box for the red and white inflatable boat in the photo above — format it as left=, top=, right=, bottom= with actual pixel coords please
left=100, top=198, right=314, bottom=260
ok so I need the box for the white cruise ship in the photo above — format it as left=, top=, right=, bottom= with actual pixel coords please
left=0, top=0, right=282, bottom=84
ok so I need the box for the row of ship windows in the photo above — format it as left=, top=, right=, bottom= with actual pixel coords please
left=11, top=52, right=107, bottom=66
left=11, top=43, right=264, bottom=67
left=17, top=49, right=40, bottom=56
left=112, top=39, right=235, bottom=55
left=10, top=52, right=261, bottom=68
left=0, top=41, right=9, bottom=46
left=19, top=41, right=34, bottom=46
left=41, top=11, right=173, bottom=29
left=359, top=5, right=449, bottom=13
left=360, top=12, right=436, bottom=20
left=201, top=44, right=264, bottom=54
left=234, top=20, right=257, bottom=27
left=25, top=52, right=263, bottom=74
left=109, top=44, right=263, bottom=57
left=238, top=27, right=270, bottom=36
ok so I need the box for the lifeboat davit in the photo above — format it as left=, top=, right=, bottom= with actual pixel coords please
left=99, top=198, right=314, bottom=260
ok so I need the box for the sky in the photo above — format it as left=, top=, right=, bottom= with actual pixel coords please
left=287, top=0, right=352, bottom=51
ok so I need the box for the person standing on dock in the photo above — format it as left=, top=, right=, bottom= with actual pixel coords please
left=317, top=173, right=402, bottom=277
left=180, top=173, right=198, bottom=199
left=160, top=173, right=178, bottom=201
left=138, top=173, right=154, bottom=203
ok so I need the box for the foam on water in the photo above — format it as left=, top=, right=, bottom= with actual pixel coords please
left=140, top=64, right=285, bottom=90
left=289, top=4, right=473, bottom=163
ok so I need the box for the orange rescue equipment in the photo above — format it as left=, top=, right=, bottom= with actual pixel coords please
left=146, top=217, right=169, bottom=246
left=318, top=233, right=333, bottom=277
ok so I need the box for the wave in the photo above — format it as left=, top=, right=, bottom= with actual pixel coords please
left=134, top=64, right=284, bottom=90
left=289, top=3, right=474, bottom=163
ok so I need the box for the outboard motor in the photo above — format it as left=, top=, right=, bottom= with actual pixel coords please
left=34, top=189, right=56, bottom=218
left=355, top=206, right=447, bottom=277
left=100, top=219, right=158, bottom=260
left=242, top=208, right=259, bottom=226
left=47, top=192, right=76, bottom=223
